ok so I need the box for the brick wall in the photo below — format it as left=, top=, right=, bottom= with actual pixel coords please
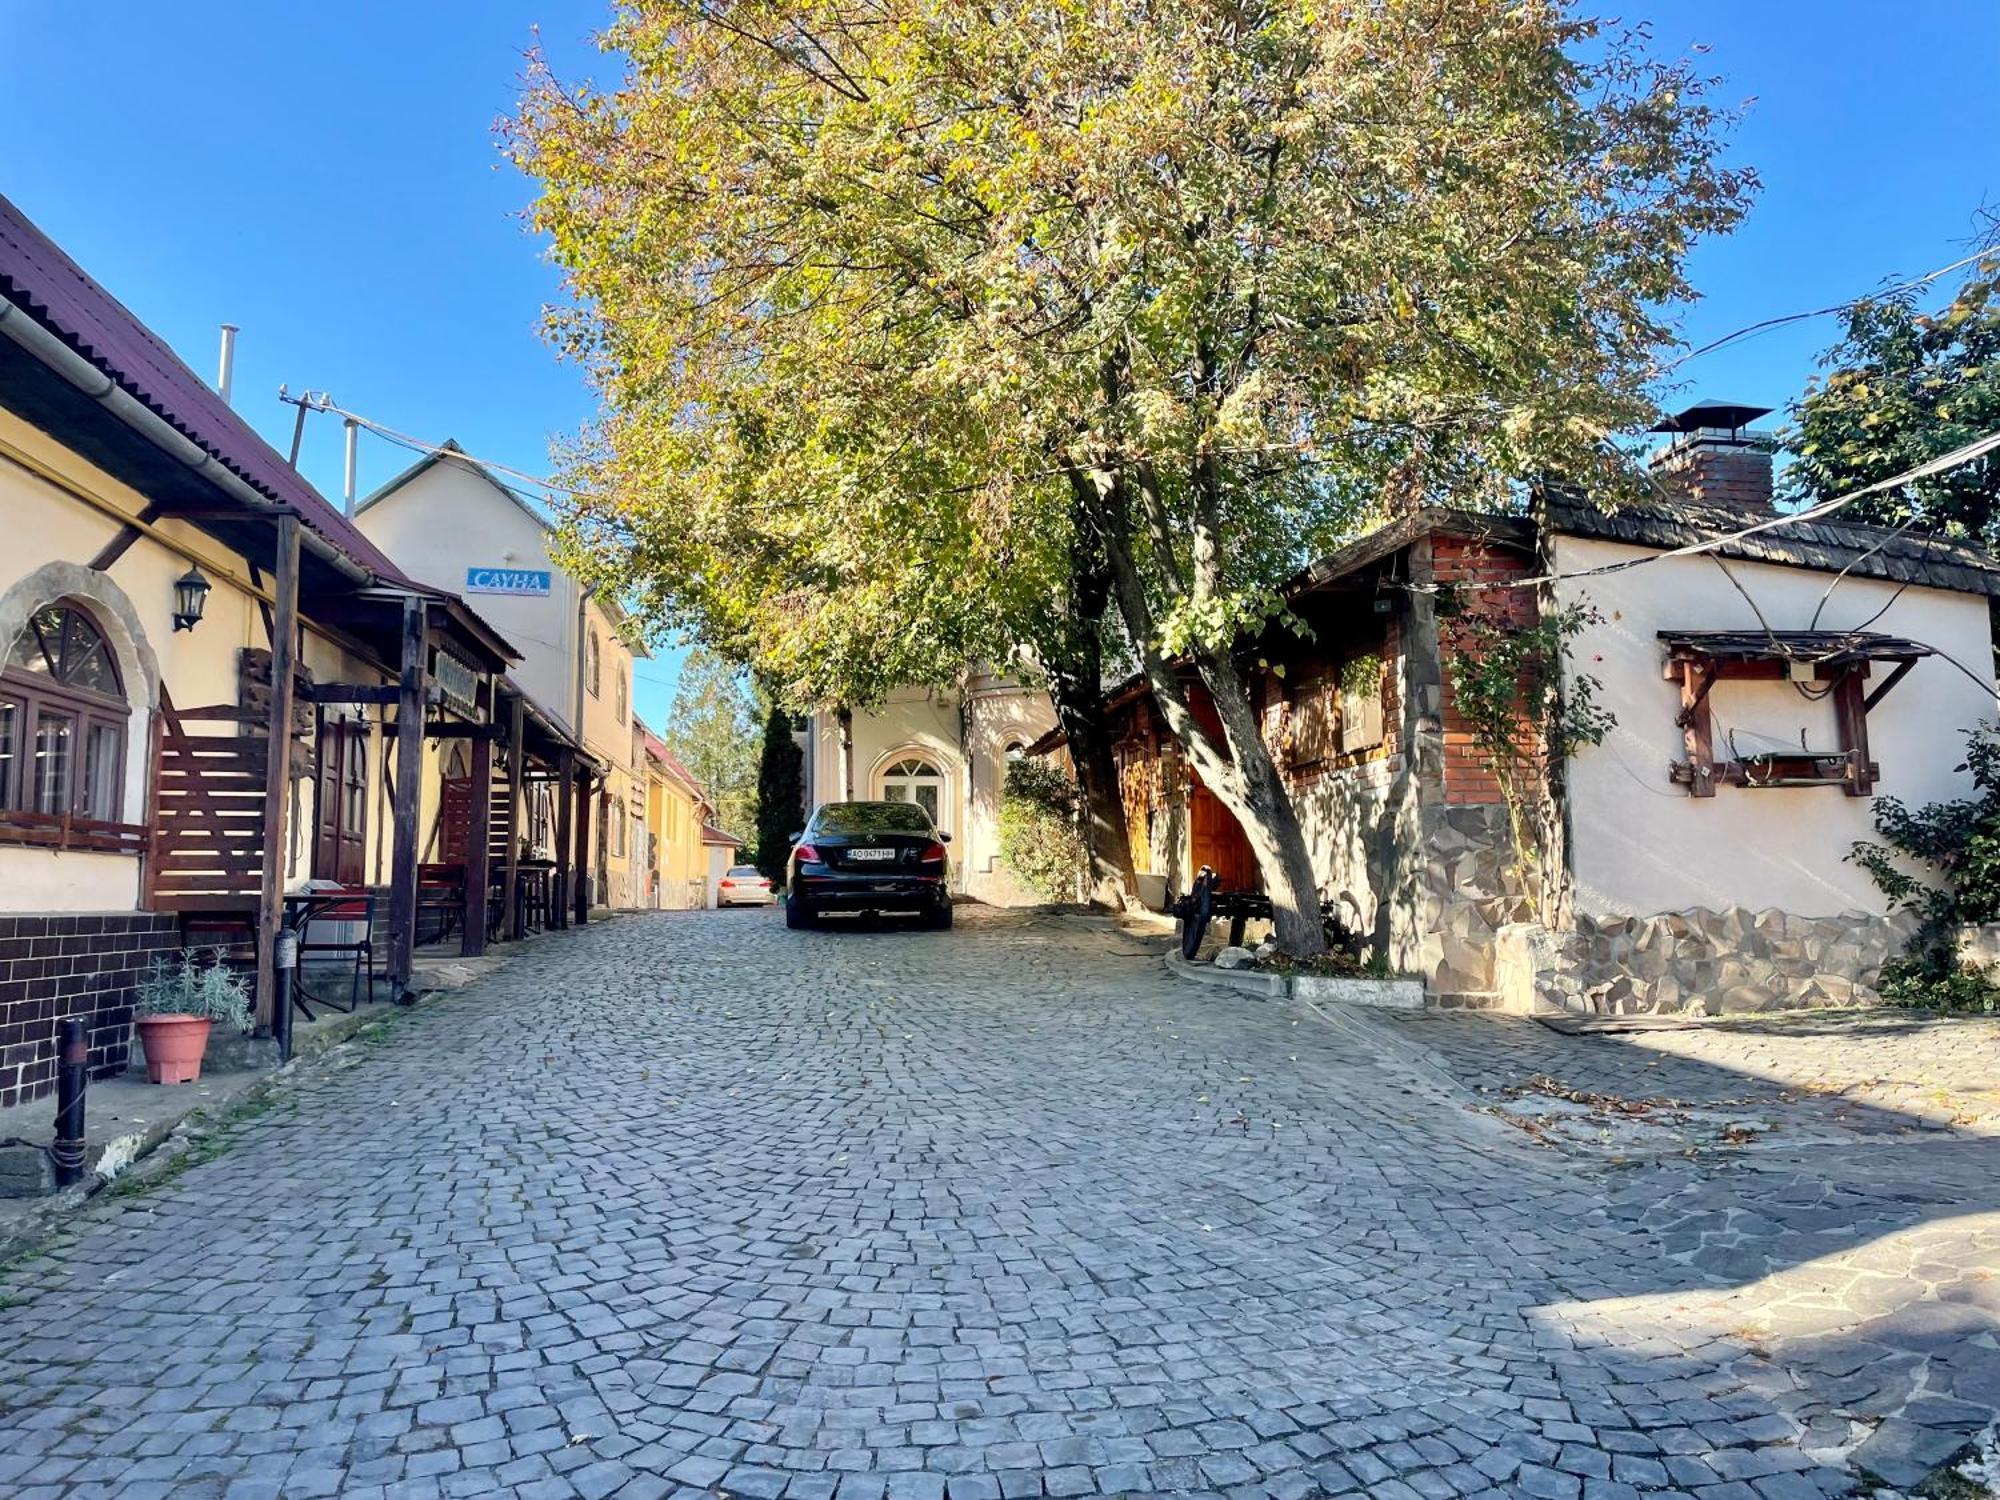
left=1432, top=536, right=1540, bottom=806
left=0, top=913, right=180, bottom=1109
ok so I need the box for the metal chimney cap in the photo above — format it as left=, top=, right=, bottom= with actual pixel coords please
left=1650, top=399, right=1774, bottom=435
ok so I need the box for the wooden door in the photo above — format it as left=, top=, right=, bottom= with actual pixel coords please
left=313, top=721, right=368, bottom=885
left=1189, top=782, right=1258, bottom=890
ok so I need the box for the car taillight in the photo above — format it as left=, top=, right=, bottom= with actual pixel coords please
left=719, top=879, right=734, bottom=888
left=794, top=844, right=820, bottom=864
left=919, top=842, right=946, bottom=864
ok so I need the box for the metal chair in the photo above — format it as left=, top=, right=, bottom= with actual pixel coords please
left=294, top=887, right=378, bottom=1013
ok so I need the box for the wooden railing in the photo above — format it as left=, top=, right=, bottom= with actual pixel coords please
left=0, top=808, right=147, bottom=856
left=144, top=688, right=268, bottom=914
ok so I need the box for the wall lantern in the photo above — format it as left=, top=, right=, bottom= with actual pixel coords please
left=171, top=565, right=212, bottom=632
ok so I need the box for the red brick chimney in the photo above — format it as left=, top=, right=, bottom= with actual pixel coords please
left=1647, top=399, right=1776, bottom=515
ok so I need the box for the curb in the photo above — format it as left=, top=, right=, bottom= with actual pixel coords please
left=0, top=998, right=417, bottom=1270
left=1162, top=952, right=1426, bottom=1009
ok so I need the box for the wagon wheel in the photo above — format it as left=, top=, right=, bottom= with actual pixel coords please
left=1179, top=873, right=1216, bottom=961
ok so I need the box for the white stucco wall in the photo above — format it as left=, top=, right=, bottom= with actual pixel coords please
left=355, top=460, right=581, bottom=735
left=1551, top=534, right=1999, bottom=918
left=806, top=675, right=1057, bottom=904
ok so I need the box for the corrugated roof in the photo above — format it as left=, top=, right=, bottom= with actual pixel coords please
left=1545, top=492, right=2000, bottom=599
left=699, top=823, right=741, bottom=846
left=0, top=192, right=411, bottom=585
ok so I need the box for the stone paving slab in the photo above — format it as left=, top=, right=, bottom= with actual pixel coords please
left=0, top=908, right=1992, bottom=1498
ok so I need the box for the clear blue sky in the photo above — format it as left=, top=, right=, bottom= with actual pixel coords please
left=3, top=2, right=1996, bottom=724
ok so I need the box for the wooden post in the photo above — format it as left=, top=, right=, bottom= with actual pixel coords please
left=552, top=750, right=574, bottom=930
left=253, top=515, right=301, bottom=1032
left=1833, top=666, right=1874, bottom=797
left=460, top=730, right=493, bottom=957
left=503, top=697, right=525, bottom=940
left=387, top=597, right=427, bottom=997
left=573, top=770, right=593, bottom=926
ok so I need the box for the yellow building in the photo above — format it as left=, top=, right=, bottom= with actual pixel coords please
left=0, top=192, right=562, bottom=1105
left=638, top=728, right=710, bottom=909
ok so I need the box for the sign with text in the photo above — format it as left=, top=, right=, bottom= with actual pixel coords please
left=465, top=567, right=552, bottom=597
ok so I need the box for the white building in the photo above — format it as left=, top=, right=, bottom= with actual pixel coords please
left=354, top=445, right=652, bottom=909
left=803, top=671, right=1057, bottom=905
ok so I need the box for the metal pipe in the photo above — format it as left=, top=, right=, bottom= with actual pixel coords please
left=50, top=1019, right=86, bottom=1188
left=342, top=417, right=360, bottom=517
left=0, top=298, right=373, bottom=588
left=216, top=323, right=238, bottom=405
left=273, top=928, right=296, bottom=1063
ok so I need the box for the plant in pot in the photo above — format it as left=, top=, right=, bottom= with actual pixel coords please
left=132, top=948, right=252, bottom=1085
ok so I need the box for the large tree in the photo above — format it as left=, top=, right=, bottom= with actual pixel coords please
left=512, top=0, right=1749, bottom=952
left=1785, top=258, right=2000, bottom=544
left=662, top=647, right=761, bottom=841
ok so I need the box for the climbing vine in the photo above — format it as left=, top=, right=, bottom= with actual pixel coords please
left=1441, top=599, right=1615, bottom=920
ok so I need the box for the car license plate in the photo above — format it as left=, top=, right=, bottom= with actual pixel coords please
left=847, top=847, right=895, bottom=862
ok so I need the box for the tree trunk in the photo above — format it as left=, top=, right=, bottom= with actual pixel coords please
left=1082, top=462, right=1328, bottom=956
left=1048, top=667, right=1136, bottom=908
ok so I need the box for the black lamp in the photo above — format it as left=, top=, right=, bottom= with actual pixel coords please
left=171, top=565, right=211, bottom=632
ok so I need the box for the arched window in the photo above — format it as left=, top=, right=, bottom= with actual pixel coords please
left=1004, top=740, right=1027, bottom=762
left=615, top=667, right=627, bottom=724
left=1, top=603, right=128, bottom=820
left=879, top=755, right=944, bottom=826
left=587, top=630, right=602, bottom=698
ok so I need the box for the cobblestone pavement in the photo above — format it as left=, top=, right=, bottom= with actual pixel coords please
left=0, top=909, right=1996, bottom=1500
left=1380, top=1007, right=2000, bottom=1141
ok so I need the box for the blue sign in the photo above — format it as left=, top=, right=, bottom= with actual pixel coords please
left=465, top=567, right=552, bottom=597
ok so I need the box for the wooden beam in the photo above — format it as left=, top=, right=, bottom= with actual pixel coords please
left=253, top=515, right=301, bottom=1032
left=1863, top=657, right=1918, bottom=712
left=87, top=504, right=161, bottom=571
left=387, top=597, right=428, bottom=997
left=381, top=721, right=502, bottom=741
left=551, top=750, right=574, bottom=931
left=1676, top=660, right=1717, bottom=798
left=572, top=770, right=592, bottom=926
left=1833, top=667, right=1874, bottom=797
left=503, top=697, right=526, bottom=941
left=460, top=732, right=492, bottom=958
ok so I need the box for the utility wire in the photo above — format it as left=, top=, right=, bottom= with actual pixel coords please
left=1657, top=245, right=1996, bottom=374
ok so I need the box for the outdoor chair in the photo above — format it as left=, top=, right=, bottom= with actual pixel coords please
left=415, top=863, right=464, bottom=946
left=293, top=886, right=378, bottom=1014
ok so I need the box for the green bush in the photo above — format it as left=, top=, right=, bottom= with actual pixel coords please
left=1848, top=722, right=2000, bottom=1011
left=998, top=759, right=1086, bottom=902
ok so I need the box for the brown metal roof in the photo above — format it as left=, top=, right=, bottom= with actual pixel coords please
left=0, top=191, right=410, bottom=586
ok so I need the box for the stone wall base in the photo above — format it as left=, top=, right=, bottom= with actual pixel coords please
left=1494, top=906, right=1918, bottom=1016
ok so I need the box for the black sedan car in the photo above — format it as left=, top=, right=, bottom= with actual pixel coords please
left=785, top=800, right=953, bottom=929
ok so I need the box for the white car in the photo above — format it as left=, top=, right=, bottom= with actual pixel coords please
left=717, top=866, right=775, bottom=906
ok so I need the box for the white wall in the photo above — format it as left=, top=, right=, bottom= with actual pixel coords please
left=806, top=676, right=1057, bottom=904
left=355, top=462, right=580, bottom=734
left=1552, top=534, right=1998, bottom=918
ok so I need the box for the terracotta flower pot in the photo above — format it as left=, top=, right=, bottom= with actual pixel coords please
left=134, top=1014, right=213, bottom=1085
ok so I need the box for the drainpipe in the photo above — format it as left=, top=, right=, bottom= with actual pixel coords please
left=0, top=298, right=372, bottom=588
left=342, top=417, right=360, bottom=517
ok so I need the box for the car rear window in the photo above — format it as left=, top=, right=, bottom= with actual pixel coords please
left=726, top=866, right=761, bottom=877
left=814, top=801, right=934, bottom=834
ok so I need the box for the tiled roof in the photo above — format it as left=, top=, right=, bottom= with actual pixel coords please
left=1544, top=492, right=2000, bottom=599
left=0, top=192, right=411, bottom=585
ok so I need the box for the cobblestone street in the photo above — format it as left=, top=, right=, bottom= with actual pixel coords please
left=0, top=909, right=1996, bottom=1499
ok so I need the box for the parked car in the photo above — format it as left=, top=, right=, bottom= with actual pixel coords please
left=717, top=866, right=774, bottom=906
left=785, top=801, right=953, bottom=930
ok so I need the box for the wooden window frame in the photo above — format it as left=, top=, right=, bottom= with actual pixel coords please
left=0, top=604, right=130, bottom=826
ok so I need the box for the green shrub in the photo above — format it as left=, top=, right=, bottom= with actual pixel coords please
left=1849, top=722, right=2000, bottom=1012
left=998, top=759, right=1086, bottom=902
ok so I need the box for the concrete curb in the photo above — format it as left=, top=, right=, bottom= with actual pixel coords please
left=0, top=998, right=412, bottom=1269
left=1163, top=951, right=1288, bottom=1000
left=1162, top=953, right=1426, bottom=1009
